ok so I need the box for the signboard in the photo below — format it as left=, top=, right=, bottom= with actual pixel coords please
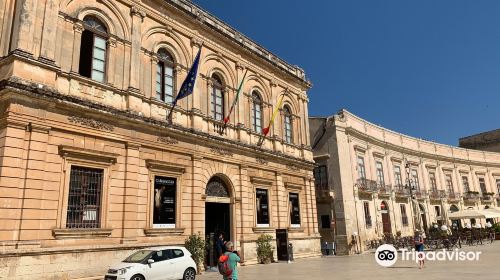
left=153, top=176, right=176, bottom=228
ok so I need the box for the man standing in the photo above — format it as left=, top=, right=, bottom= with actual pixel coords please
left=222, top=241, right=240, bottom=280
left=216, top=233, right=226, bottom=257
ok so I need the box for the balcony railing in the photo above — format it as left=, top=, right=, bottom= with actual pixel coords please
left=394, top=185, right=411, bottom=197
left=378, top=185, right=392, bottom=197
left=355, top=178, right=378, bottom=193
left=429, top=189, right=446, bottom=200
left=447, top=192, right=460, bottom=202
left=414, top=190, right=428, bottom=199
left=464, top=191, right=480, bottom=201
left=481, top=193, right=495, bottom=202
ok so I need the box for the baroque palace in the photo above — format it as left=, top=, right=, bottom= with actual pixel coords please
left=0, top=0, right=319, bottom=278
left=310, top=110, right=500, bottom=255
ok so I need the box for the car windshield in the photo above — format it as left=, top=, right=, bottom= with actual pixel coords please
left=123, top=250, right=154, bottom=263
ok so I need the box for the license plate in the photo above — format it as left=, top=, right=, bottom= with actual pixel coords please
left=104, top=276, right=117, bottom=280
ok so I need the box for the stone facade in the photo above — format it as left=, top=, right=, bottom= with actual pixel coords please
left=310, top=110, right=500, bottom=255
left=459, top=129, right=500, bottom=153
left=0, top=0, right=319, bottom=278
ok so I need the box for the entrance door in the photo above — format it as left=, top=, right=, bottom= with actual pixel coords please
left=381, top=201, right=391, bottom=235
left=205, top=202, right=230, bottom=266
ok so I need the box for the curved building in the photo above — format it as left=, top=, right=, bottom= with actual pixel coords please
left=310, top=110, right=500, bottom=255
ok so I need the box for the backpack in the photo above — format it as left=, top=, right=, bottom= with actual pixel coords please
left=217, top=254, right=232, bottom=276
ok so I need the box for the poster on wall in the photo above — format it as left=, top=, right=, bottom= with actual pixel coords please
left=153, top=176, right=176, bottom=228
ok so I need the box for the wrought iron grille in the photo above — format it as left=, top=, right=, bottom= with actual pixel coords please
left=66, top=166, right=104, bottom=228
left=206, top=177, right=229, bottom=197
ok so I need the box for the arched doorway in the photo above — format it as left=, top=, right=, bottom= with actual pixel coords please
left=205, top=176, right=232, bottom=267
left=419, top=204, right=428, bottom=233
left=450, top=205, right=460, bottom=229
left=380, top=201, right=392, bottom=235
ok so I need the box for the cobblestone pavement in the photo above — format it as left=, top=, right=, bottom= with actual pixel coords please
left=198, top=242, right=500, bottom=280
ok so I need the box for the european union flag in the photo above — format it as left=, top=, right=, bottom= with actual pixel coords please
left=173, top=46, right=202, bottom=105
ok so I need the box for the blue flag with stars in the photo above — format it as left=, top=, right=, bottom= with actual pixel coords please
left=173, top=46, right=202, bottom=105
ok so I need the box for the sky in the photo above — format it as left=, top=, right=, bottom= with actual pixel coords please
left=193, top=0, right=500, bottom=146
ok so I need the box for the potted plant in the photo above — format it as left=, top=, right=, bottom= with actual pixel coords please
left=256, top=234, right=274, bottom=264
left=185, top=233, right=206, bottom=274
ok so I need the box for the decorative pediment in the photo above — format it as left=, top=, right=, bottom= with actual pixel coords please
left=145, top=159, right=186, bottom=174
left=58, top=145, right=118, bottom=164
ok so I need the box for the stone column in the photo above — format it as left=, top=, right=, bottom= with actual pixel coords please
left=275, top=172, right=285, bottom=227
left=129, top=6, right=145, bottom=91
left=39, top=0, right=59, bottom=62
left=70, top=23, right=84, bottom=73
left=191, top=155, right=205, bottom=234
left=107, top=38, right=117, bottom=85
left=10, top=0, right=38, bottom=56
left=121, top=143, right=141, bottom=243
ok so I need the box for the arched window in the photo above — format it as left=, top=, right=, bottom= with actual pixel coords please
left=156, top=48, right=176, bottom=103
left=283, top=105, right=293, bottom=143
left=251, top=91, right=263, bottom=132
left=210, top=74, right=224, bottom=121
left=79, top=16, right=108, bottom=82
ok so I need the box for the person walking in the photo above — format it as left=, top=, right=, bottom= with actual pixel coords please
left=222, top=241, right=240, bottom=280
left=414, top=230, right=425, bottom=269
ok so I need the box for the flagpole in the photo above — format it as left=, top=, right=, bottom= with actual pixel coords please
left=257, top=89, right=287, bottom=147
left=221, top=69, right=248, bottom=134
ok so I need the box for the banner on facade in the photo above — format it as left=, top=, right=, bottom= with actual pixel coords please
left=153, top=176, right=177, bottom=228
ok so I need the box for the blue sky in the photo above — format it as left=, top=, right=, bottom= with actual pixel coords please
left=193, top=0, right=500, bottom=146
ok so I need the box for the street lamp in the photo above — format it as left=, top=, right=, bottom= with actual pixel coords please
left=405, top=163, right=419, bottom=232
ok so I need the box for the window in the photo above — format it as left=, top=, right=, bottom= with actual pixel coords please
left=357, top=156, right=366, bottom=181
left=151, top=250, right=169, bottom=262
left=394, top=165, right=402, bottom=186
left=156, top=48, right=175, bottom=103
left=435, top=205, right=441, bottom=217
left=66, top=166, right=104, bottom=228
left=321, top=215, right=330, bottom=229
left=171, top=249, right=184, bottom=258
left=153, top=176, right=177, bottom=228
left=283, top=105, right=293, bottom=143
left=479, top=177, right=487, bottom=193
left=429, top=171, right=437, bottom=191
left=210, top=74, right=224, bottom=121
left=445, top=174, right=454, bottom=193
left=363, top=202, right=372, bottom=228
left=313, top=165, right=328, bottom=190
left=411, top=169, right=420, bottom=190
left=496, top=179, right=500, bottom=194
left=289, top=193, right=301, bottom=227
left=400, top=204, right=408, bottom=226
left=256, top=188, right=270, bottom=226
left=462, top=176, right=470, bottom=193
left=375, top=161, right=385, bottom=187
left=251, top=91, right=263, bottom=132
left=79, top=16, right=108, bottom=82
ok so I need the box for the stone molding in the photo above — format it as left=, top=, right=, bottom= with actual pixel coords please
left=58, top=145, right=119, bottom=164
left=145, top=159, right=186, bottom=174
left=52, top=228, right=113, bottom=239
left=68, top=115, right=114, bottom=132
left=143, top=228, right=185, bottom=236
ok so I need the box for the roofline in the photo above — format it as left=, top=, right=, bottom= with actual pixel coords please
left=167, top=0, right=311, bottom=87
left=459, top=128, right=500, bottom=142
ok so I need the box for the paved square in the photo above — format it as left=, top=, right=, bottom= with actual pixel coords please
left=199, top=242, right=500, bottom=280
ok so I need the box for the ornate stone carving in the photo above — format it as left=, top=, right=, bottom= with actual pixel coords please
left=210, top=146, right=233, bottom=157
left=236, top=61, right=245, bottom=70
left=256, top=157, right=268, bottom=165
left=131, top=6, right=146, bottom=19
left=157, top=136, right=179, bottom=145
left=191, top=37, right=203, bottom=47
left=286, top=164, right=299, bottom=171
left=68, top=116, right=114, bottom=131
left=73, top=22, right=84, bottom=33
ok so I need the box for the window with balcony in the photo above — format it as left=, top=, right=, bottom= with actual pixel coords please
left=79, top=16, right=108, bottom=83
left=411, top=169, right=420, bottom=190
left=283, top=105, right=293, bottom=143
left=251, top=91, right=263, bottom=133
left=479, top=177, right=487, bottom=194
left=66, top=166, right=104, bottom=228
left=210, top=74, right=224, bottom=121
left=445, top=174, right=454, bottom=193
left=313, top=165, right=328, bottom=191
left=363, top=201, right=372, bottom=228
left=357, top=156, right=366, bottom=181
left=156, top=48, right=176, bottom=103
left=375, top=161, right=385, bottom=187
left=429, top=171, right=437, bottom=191
left=462, top=176, right=470, bottom=193
left=400, top=204, right=408, bottom=226
left=394, top=165, right=402, bottom=186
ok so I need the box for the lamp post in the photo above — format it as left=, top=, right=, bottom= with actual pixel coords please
left=405, top=163, right=419, bottom=232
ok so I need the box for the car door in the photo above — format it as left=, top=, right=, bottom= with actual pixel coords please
left=146, top=250, right=170, bottom=280
left=166, top=249, right=187, bottom=279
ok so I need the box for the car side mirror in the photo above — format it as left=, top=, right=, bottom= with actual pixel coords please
left=148, top=259, right=155, bottom=264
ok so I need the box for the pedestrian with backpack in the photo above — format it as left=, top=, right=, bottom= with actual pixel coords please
left=217, top=241, right=240, bottom=280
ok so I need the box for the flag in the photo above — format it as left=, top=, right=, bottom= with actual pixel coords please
left=223, top=69, right=248, bottom=124
left=262, top=92, right=285, bottom=136
left=173, top=46, right=202, bottom=104
left=167, top=45, right=202, bottom=121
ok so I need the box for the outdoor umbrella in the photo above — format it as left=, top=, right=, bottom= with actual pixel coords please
left=448, top=209, right=486, bottom=219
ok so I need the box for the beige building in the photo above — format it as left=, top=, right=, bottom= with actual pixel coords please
left=0, top=0, right=320, bottom=278
left=310, top=110, right=500, bottom=255
left=460, top=129, right=500, bottom=153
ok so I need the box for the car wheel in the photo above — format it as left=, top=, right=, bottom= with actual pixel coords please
left=130, top=274, right=145, bottom=280
left=183, top=267, right=196, bottom=280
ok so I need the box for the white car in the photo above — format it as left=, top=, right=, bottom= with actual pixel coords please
left=104, top=246, right=197, bottom=280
